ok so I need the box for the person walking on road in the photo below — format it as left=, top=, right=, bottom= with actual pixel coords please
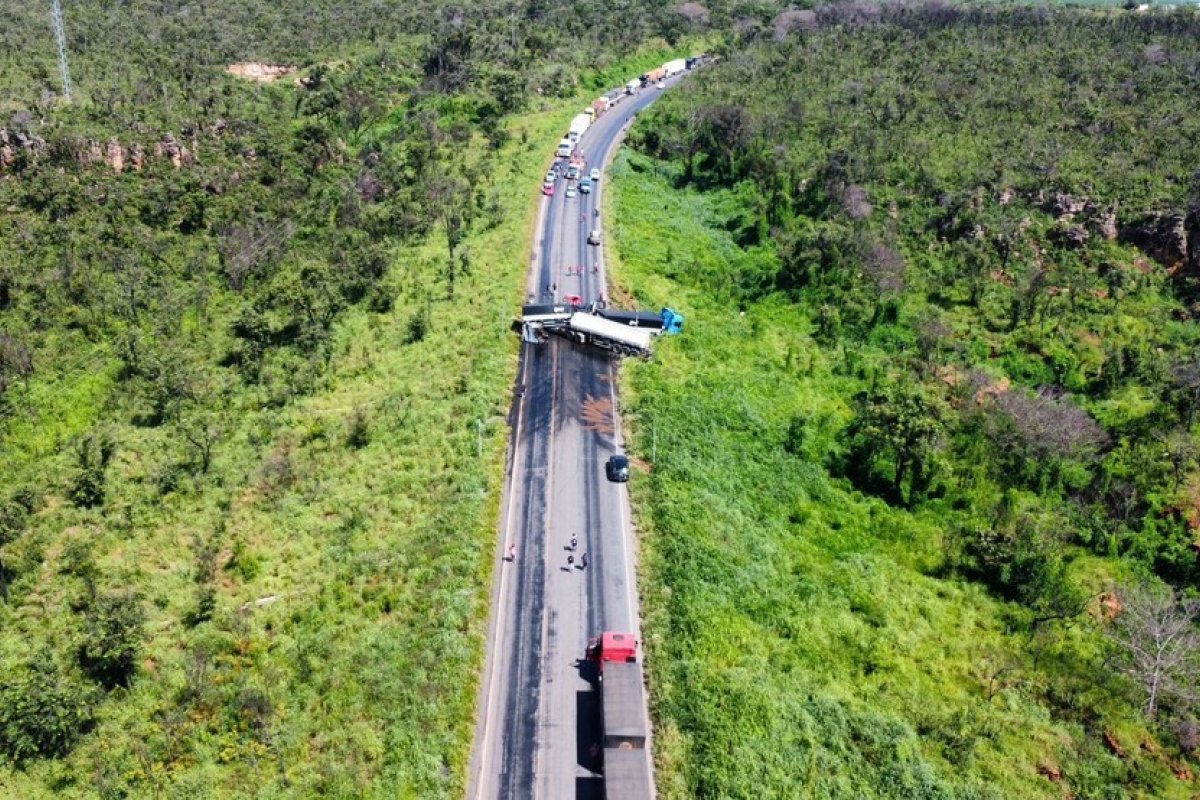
left=508, top=543, right=516, bottom=562
left=569, top=535, right=578, bottom=552
left=580, top=552, right=589, bottom=570
left=567, top=553, right=574, bottom=569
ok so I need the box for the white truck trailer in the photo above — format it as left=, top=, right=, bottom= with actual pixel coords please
left=568, top=113, right=591, bottom=142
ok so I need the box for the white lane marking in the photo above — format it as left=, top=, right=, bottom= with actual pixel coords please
left=607, top=367, right=638, bottom=631
left=533, top=338, right=561, bottom=800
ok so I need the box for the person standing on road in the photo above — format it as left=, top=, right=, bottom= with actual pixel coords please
left=508, top=543, right=516, bottom=562
left=581, top=552, right=589, bottom=570
left=570, top=535, right=578, bottom=551
left=567, top=554, right=574, bottom=569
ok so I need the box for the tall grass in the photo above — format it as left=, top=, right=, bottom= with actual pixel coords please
left=0, top=46, right=694, bottom=798
left=607, top=151, right=1187, bottom=799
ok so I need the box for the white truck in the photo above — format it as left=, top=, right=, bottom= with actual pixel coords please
left=556, top=137, right=573, bottom=158
left=568, top=113, right=591, bottom=142
left=625, top=78, right=641, bottom=94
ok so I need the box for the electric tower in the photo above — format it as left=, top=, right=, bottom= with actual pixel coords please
left=50, top=0, right=73, bottom=101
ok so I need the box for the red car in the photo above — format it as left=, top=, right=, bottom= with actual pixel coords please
left=542, top=182, right=554, bottom=196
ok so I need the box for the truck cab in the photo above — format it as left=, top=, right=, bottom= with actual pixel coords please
left=586, top=631, right=638, bottom=672
left=660, top=307, right=685, bottom=335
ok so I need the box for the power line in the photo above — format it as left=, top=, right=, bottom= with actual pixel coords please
left=50, top=0, right=73, bottom=102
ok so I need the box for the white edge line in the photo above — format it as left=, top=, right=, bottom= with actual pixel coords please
left=472, top=349, right=530, bottom=800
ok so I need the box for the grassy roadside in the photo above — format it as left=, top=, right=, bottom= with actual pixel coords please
left=0, top=43, right=698, bottom=799
left=605, top=148, right=1191, bottom=799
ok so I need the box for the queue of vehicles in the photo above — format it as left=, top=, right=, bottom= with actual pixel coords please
left=548, top=54, right=708, bottom=174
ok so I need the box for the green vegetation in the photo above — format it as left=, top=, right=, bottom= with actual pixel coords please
left=610, top=6, right=1200, bottom=798
left=0, top=0, right=708, bottom=794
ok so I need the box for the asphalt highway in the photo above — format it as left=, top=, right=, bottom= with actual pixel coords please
left=470, top=76, right=681, bottom=800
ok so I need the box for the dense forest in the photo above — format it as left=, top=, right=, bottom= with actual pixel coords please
left=0, top=0, right=706, bottom=795
left=612, top=5, right=1200, bottom=798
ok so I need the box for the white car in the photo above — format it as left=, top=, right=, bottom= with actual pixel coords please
left=590, top=168, right=601, bottom=182
left=565, top=185, right=577, bottom=198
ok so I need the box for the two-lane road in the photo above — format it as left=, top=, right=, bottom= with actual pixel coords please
left=471, top=76, right=681, bottom=800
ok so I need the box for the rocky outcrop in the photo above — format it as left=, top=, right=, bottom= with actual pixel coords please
left=0, top=122, right=219, bottom=173
left=1119, top=209, right=1200, bottom=276
left=1095, top=204, right=1119, bottom=241
left=226, top=63, right=297, bottom=83
left=1043, top=192, right=1088, bottom=219
left=0, top=128, right=46, bottom=167
left=107, top=138, right=125, bottom=172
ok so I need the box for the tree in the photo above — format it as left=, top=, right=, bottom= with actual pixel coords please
left=1106, top=581, right=1200, bottom=719
left=1169, top=356, right=1200, bottom=429
left=424, top=172, right=471, bottom=295
left=842, top=380, right=944, bottom=504
left=989, top=386, right=1107, bottom=469
left=69, top=433, right=115, bottom=509
left=0, top=656, right=97, bottom=762
left=0, top=332, right=33, bottom=415
left=0, top=496, right=30, bottom=602
left=180, top=412, right=225, bottom=474
left=77, top=591, right=146, bottom=690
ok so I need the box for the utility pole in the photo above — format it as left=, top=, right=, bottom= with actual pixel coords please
left=50, top=0, right=73, bottom=102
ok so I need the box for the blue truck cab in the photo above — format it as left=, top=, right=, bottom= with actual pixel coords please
left=660, top=308, right=684, bottom=335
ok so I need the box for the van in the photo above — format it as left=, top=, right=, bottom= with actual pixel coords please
left=580, top=178, right=592, bottom=194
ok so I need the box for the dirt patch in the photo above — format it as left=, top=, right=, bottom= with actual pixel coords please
left=1037, top=761, right=1062, bottom=782
left=227, top=63, right=298, bottom=83
left=1103, top=729, right=1127, bottom=759
left=582, top=395, right=614, bottom=435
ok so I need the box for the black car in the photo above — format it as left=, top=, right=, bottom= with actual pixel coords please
left=605, top=454, right=630, bottom=483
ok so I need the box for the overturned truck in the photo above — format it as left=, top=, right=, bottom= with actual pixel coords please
left=517, top=302, right=683, bottom=358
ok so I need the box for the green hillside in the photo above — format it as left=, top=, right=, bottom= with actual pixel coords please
left=0, top=0, right=702, bottom=794
left=609, top=6, right=1200, bottom=799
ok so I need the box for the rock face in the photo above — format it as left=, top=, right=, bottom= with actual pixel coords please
left=0, top=128, right=46, bottom=167
left=1119, top=210, right=1200, bottom=276
left=226, top=63, right=297, bottom=83
left=107, top=138, right=125, bottom=173
left=1095, top=205, right=1119, bottom=241
left=0, top=121, right=219, bottom=173
left=1044, top=192, right=1088, bottom=219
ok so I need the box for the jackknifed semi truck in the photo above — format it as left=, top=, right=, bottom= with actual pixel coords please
left=517, top=303, right=683, bottom=358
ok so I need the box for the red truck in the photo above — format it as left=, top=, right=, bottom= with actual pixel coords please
left=586, top=632, right=652, bottom=799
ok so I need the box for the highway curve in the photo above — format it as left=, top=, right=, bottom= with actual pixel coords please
left=470, top=74, right=684, bottom=800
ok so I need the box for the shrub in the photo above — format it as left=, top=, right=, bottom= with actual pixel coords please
left=69, top=433, right=115, bottom=509
left=78, top=591, right=146, bottom=689
left=346, top=407, right=371, bottom=449
left=0, top=658, right=97, bottom=762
